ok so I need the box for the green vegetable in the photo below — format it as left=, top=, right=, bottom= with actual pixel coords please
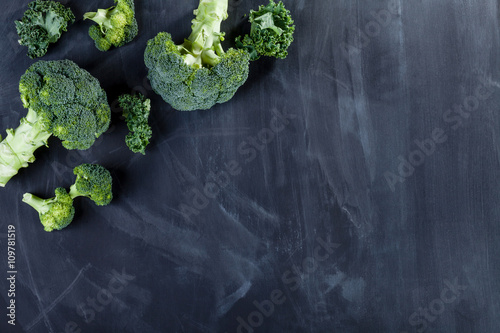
left=15, top=0, right=75, bottom=59
left=69, top=164, right=113, bottom=206
left=118, top=93, right=152, bottom=155
left=84, top=0, right=138, bottom=51
left=0, top=60, right=111, bottom=187
left=144, top=0, right=295, bottom=111
left=144, top=0, right=250, bottom=111
left=23, top=164, right=113, bottom=231
left=22, top=188, right=75, bottom=232
left=236, top=0, right=295, bottom=61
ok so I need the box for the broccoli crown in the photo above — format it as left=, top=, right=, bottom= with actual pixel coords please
left=144, top=0, right=251, bottom=111
left=15, top=0, right=75, bottom=59
left=84, top=0, right=138, bottom=51
left=236, top=0, right=295, bottom=60
left=144, top=29, right=250, bottom=111
left=69, top=164, right=113, bottom=206
left=118, top=93, right=152, bottom=155
left=22, top=188, right=75, bottom=232
left=18, top=60, right=111, bottom=150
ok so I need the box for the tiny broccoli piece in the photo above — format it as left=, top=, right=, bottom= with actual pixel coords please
left=84, top=0, right=138, bottom=51
left=69, top=164, right=113, bottom=206
left=0, top=60, right=111, bottom=187
left=15, top=0, right=75, bottom=59
left=236, top=0, right=295, bottom=60
left=22, top=188, right=75, bottom=232
left=144, top=0, right=250, bottom=111
left=118, top=93, right=152, bottom=155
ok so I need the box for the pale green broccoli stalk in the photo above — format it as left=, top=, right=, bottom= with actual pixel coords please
left=69, top=164, right=113, bottom=206
left=118, top=93, right=152, bottom=155
left=144, top=0, right=250, bottom=111
left=0, top=60, right=111, bottom=187
left=236, top=0, right=295, bottom=61
left=22, top=188, right=75, bottom=232
left=84, top=0, right=138, bottom=51
left=15, top=0, right=75, bottom=59
left=0, top=108, right=52, bottom=185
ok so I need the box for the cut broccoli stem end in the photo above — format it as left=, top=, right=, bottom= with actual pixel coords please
left=22, top=193, right=50, bottom=215
left=0, top=108, right=52, bottom=187
left=84, top=7, right=115, bottom=33
left=181, top=0, right=228, bottom=68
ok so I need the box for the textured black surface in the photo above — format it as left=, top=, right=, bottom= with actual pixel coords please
left=1, top=0, right=500, bottom=332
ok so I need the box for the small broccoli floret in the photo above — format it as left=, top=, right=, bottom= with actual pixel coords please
left=118, top=93, right=152, bottom=155
left=0, top=60, right=111, bottom=187
left=236, top=0, right=295, bottom=60
left=22, top=188, right=75, bottom=232
left=22, top=164, right=113, bottom=232
left=15, top=0, right=75, bottom=59
left=69, top=164, right=113, bottom=206
left=84, top=0, right=138, bottom=51
left=144, top=0, right=250, bottom=111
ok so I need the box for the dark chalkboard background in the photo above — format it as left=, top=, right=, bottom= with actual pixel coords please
left=1, top=0, right=500, bottom=332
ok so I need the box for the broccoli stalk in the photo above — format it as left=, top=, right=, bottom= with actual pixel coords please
left=0, top=60, right=111, bottom=187
left=84, top=0, right=138, bottom=51
left=23, top=164, right=113, bottom=232
left=0, top=109, right=52, bottom=186
left=179, top=0, right=228, bottom=68
left=22, top=188, right=75, bottom=232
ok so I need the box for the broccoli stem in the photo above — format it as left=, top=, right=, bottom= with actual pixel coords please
left=84, top=7, right=116, bottom=33
left=68, top=184, right=81, bottom=199
left=22, top=193, right=50, bottom=215
left=0, top=108, right=52, bottom=187
left=180, top=0, right=228, bottom=68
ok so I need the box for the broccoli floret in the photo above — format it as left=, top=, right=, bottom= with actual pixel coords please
left=0, top=60, right=111, bottom=187
left=118, top=93, right=152, bottom=155
left=144, top=0, right=250, bottom=111
left=236, top=0, right=295, bottom=61
left=22, top=188, right=75, bottom=232
left=84, top=0, right=138, bottom=51
left=22, top=164, right=113, bottom=232
left=69, top=164, right=113, bottom=206
left=15, top=0, right=75, bottom=59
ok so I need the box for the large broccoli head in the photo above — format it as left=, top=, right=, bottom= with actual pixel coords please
left=69, top=164, right=113, bottom=206
left=19, top=60, right=111, bottom=150
left=84, top=0, right=138, bottom=51
left=22, top=187, right=75, bottom=232
left=236, top=0, right=295, bottom=61
left=144, top=0, right=250, bottom=111
left=15, top=0, right=75, bottom=59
